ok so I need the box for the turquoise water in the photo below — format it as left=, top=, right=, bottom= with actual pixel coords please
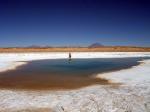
left=0, top=57, right=148, bottom=90
left=18, top=57, right=144, bottom=76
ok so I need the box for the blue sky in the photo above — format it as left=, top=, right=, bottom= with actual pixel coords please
left=0, top=0, right=150, bottom=47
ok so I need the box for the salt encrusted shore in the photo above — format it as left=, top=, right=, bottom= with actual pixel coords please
left=0, top=52, right=150, bottom=112
left=97, top=59, right=150, bottom=84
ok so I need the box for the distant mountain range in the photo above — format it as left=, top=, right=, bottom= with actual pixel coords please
left=26, top=45, right=52, bottom=48
left=24, top=43, right=104, bottom=48
left=88, top=43, right=104, bottom=48
left=6, top=43, right=149, bottom=48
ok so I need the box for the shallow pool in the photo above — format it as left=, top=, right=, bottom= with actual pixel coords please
left=0, top=57, right=148, bottom=90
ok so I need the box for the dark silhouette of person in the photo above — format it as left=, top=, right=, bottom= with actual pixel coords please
left=69, top=52, right=71, bottom=61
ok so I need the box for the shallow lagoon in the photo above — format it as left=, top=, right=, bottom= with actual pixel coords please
left=0, top=57, right=148, bottom=90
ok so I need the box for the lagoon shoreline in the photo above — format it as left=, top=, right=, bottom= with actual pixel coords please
left=0, top=52, right=150, bottom=112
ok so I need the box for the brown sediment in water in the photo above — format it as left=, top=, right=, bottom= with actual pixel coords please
left=0, top=70, right=112, bottom=90
left=1, top=57, right=143, bottom=90
left=0, top=58, right=141, bottom=90
left=2, top=108, right=53, bottom=112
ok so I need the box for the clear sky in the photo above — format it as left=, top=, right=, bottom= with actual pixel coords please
left=0, top=0, right=150, bottom=47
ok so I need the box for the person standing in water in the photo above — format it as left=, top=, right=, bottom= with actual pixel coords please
left=69, top=52, right=71, bottom=61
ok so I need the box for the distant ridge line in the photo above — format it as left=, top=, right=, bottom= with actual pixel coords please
left=0, top=46, right=150, bottom=52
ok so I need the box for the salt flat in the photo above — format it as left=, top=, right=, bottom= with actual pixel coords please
left=0, top=52, right=150, bottom=112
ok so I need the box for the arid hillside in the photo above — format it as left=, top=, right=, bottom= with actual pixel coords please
left=0, top=46, right=150, bottom=52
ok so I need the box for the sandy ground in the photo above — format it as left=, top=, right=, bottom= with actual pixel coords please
left=0, top=47, right=150, bottom=52
left=0, top=52, right=150, bottom=112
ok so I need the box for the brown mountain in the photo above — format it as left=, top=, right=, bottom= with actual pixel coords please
left=88, top=43, right=104, bottom=48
